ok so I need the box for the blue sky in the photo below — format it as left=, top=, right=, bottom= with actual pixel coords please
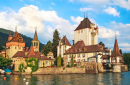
left=0, top=0, right=130, bottom=52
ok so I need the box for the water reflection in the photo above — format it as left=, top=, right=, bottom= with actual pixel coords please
left=0, top=72, right=130, bottom=85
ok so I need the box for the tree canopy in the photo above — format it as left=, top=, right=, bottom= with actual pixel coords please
left=41, top=40, right=52, bottom=56
left=57, top=55, right=61, bottom=67
left=98, top=41, right=105, bottom=47
left=52, top=29, right=60, bottom=58
left=123, top=53, right=130, bottom=67
left=71, top=55, right=74, bottom=67
left=0, top=55, right=12, bottom=67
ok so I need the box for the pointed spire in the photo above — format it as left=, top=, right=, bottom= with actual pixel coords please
left=115, top=34, right=117, bottom=40
left=111, top=36, right=123, bottom=57
left=32, top=27, right=39, bottom=41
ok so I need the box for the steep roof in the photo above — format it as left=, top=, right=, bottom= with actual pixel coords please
left=64, top=41, right=109, bottom=54
left=13, top=51, right=25, bottom=58
left=7, top=32, right=25, bottom=43
left=13, top=47, right=54, bottom=60
left=111, top=39, right=123, bottom=57
left=32, top=30, right=39, bottom=41
left=61, top=36, right=71, bottom=46
left=74, top=18, right=92, bottom=31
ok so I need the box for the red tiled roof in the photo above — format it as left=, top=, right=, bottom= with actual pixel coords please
left=7, top=32, right=25, bottom=43
left=74, top=18, right=92, bottom=31
left=13, top=51, right=25, bottom=58
left=13, top=47, right=54, bottom=60
left=111, top=39, right=123, bottom=57
left=61, top=36, right=71, bottom=46
left=64, top=41, right=109, bottom=54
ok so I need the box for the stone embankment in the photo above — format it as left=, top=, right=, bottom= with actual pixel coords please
left=32, top=67, right=85, bottom=75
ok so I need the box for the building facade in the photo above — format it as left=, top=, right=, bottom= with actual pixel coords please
left=57, top=17, right=115, bottom=66
left=6, top=29, right=25, bottom=58
left=12, top=29, right=54, bottom=71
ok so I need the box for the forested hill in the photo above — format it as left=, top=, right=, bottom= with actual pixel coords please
left=0, top=28, right=44, bottom=51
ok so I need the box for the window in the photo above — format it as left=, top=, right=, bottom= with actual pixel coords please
left=81, top=30, right=83, bottom=33
left=45, top=61, right=48, bottom=65
left=36, top=42, right=38, bottom=46
left=34, top=42, right=35, bottom=46
left=77, top=59, right=80, bottom=62
left=83, top=54, right=85, bottom=57
left=49, top=62, right=50, bottom=66
left=78, top=30, right=80, bottom=33
left=40, top=61, right=42, bottom=66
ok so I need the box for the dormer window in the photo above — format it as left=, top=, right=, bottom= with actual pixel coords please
left=40, top=54, right=43, bottom=58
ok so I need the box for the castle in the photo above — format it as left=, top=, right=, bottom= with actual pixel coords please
left=5, top=28, right=54, bottom=71
left=57, top=17, right=124, bottom=68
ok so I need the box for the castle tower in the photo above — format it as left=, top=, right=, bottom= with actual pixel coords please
left=6, top=28, right=25, bottom=58
left=32, top=29, right=39, bottom=52
left=110, top=36, right=123, bottom=64
left=57, top=35, right=71, bottom=57
left=74, top=17, right=99, bottom=46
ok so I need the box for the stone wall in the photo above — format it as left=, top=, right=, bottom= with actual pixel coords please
left=84, top=62, right=98, bottom=73
left=121, top=64, right=128, bottom=72
left=31, top=67, right=85, bottom=75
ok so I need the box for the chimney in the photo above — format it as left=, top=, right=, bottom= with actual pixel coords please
left=72, top=40, right=74, bottom=45
left=26, top=47, right=29, bottom=51
left=109, top=48, right=111, bottom=56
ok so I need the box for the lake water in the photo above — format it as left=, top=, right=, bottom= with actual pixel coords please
left=0, top=72, right=130, bottom=85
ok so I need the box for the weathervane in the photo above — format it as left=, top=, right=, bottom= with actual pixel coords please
left=15, top=25, right=18, bottom=32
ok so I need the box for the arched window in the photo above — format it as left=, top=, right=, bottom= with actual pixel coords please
left=36, top=42, right=38, bottom=46
left=34, top=42, right=35, bottom=46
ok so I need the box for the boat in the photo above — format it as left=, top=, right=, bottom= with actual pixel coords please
left=4, top=69, right=12, bottom=75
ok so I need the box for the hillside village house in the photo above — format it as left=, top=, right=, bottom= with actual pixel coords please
left=5, top=28, right=54, bottom=71
left=57, top=17, right=124, bottom=66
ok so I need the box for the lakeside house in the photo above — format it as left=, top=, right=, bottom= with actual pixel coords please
left=57, top=17, right=124, bottom=68
left=4, top=28, right=54, bottom=71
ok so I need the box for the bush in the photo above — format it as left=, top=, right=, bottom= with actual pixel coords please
left=66, top=64, right=70, bottom=67
left=18, top=63, right=25, bottom=73
left=74, top=64, right=77, bottom=66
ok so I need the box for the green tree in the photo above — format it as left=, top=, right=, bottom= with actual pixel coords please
left=41, top=40, right=52, bottom=56
left=120, top=49, right=122, bottom=54
left=57, top=55, right=61, bottom=67
left=123, top=53, right=130, bottom=68
left=0, top=45, right=4, bottom=51
left=61, top=58, right=64, bottom=66
left=19, top=63, right=25, bottom=73
left=71, top=55, right=74, bottom=67
left=0, top=55, right=12, bottom=67
left=52, top=29, right=60, bottom=58
left=25, top=58, right=38, bottom=74
left=98, top=41, right=105, bottom=47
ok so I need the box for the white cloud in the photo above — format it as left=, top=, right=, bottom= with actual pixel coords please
left=79, top=0, right=110, bottom=5
left=103, top=6, right=120, bottom=17
left=112, top=0, right=130, bottom=10
left=0, top=5, right=76, bottom=43
left=71, top=16, right=83, bottom=24
left=80, top=7, right=93, bottom=12
left=69, top=0, right=74, bottom=2
left=51, top=2, right=55, bottom=5
left=119, top=43, right=130, bottom=47
left=98, top=26, right=120, bottom=38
